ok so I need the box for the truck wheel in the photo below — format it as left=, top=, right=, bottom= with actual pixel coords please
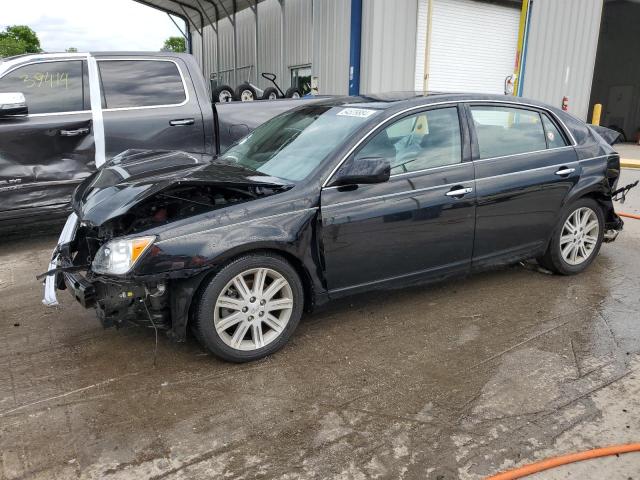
left=192, top=253, right=304, bottom=362
left=261, top=87, right=279, bottom=100
left=213, top=85, right=235, bottom=103
left=285, top=87, right=301, bottom=99
left=236, top=83, right=257, bottom=102
left=538, top=198, right=604, bottom=275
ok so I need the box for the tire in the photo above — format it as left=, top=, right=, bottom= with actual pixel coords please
left=538, top=198, right=605, bottom=275
left=285, top=87, right=302, bottom=99
left=261, top=87, right=279, bottom=100
left=192, top=253, right=304, bottom=362
left=236, top=83, right=257, bottom=102
left=212, top=85, right=235, bottom=103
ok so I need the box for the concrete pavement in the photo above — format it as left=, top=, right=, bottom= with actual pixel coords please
left=1, top=171, right=639, bottom=479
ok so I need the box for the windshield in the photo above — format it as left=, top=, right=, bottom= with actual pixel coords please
left=217, top=104, right=381, bottom=181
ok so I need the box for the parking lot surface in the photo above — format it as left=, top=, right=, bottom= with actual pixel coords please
left=1, top=170, right=639, bottom=480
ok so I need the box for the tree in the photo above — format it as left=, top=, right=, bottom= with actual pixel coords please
left=0, top=25, right=41, bottom=58
left=162, top=36, right=186, bottom=53
left=66, top=47, right=78, bottom=53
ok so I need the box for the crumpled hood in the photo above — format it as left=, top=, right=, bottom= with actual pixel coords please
left=73, top=149, right=289, bottom=227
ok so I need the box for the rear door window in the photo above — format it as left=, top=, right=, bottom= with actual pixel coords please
left=470, top=106, right=547, bottom=159
left=0, top=60, right=85, bottom=114
left=98, top=60, right=186, bottom=109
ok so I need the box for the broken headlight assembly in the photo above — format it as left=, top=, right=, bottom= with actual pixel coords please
left=92, top=236, right=155, bottom=275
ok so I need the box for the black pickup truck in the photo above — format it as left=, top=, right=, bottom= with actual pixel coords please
left=0, top=52, right=312, bottom=229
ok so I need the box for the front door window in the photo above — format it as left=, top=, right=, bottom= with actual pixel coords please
left=355, top=107, right=462, bottom=175
left=0, top=60, right=85, bottom=114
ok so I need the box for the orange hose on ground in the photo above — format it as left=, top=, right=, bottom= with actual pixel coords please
left=486, top=443, right=640, bottom=480
left=618, top=211, right=640, bottom=220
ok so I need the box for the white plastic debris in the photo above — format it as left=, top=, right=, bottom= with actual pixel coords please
left=43, top=213, right=78, bottom=306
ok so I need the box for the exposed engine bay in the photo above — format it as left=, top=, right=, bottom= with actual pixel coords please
left=100, top=183, right=282, bottom=238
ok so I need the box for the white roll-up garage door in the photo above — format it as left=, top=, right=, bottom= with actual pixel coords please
left=415, top=0, right=521, bottom=94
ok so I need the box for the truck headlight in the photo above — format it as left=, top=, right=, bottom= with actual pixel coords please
left=92, top=237, right=155, bottom=275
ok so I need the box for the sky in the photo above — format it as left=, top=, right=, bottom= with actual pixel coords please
left=1, top=0, right=187, bottom=52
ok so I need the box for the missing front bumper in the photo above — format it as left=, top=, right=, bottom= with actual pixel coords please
left=63, top=271, right=96, bottom=308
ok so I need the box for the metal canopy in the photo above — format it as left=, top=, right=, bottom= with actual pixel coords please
left=135, top=0, right=269, bottom=90
left=135, top=0, right=264, bottom=32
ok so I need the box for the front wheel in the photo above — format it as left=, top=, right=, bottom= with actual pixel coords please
left=193, top=254, right=304, bottom=362
left=538, top=198, right=604, bottom=275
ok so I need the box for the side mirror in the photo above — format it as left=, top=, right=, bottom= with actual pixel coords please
left=331, top=156, right=391, bottom=186
left=0, top=92, right=28, bottom=119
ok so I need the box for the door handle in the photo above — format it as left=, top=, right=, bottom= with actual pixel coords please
left=555, top=167, right=576, bottom=176
left=446, top=187, right=473, bottom=197
left=170, top=118, right=195, bottom=126
left=59, top=127, right=89, bottom=137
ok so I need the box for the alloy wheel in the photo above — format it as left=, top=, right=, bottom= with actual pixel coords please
left=560, top=207, right=600, bottom=266
left=214, top=268, right=294, bottom=351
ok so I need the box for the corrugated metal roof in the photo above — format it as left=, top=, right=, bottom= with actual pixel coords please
left=135, top=0, right=265, bottom=30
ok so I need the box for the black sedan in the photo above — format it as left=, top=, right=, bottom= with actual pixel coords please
left=44, top=93, right=627, bottom=362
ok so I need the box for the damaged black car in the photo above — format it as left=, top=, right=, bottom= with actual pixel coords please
left=43, top=94, right=630, bottom=362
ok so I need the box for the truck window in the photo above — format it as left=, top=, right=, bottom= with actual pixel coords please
left=0, top=60, right=85, bottom=115
left=98, top=60, right=186, bottom=109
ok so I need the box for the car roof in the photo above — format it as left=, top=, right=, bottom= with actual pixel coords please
left=318, top=92, right=563, bottom=115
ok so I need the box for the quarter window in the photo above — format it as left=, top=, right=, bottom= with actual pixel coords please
left=355, top=107, right=462, bottom=175
left=0, top=61, right=85, bottom=114
left=98, top=60, right=186, bottom=109
left=541, top=114, right=568, bottom=148
left=471, top=106, right=547, bottom=159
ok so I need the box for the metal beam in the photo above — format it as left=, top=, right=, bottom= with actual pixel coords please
left=196, top=0, right=216, bottom=31
left=278, top=0, right=286, bottom=89
left=249, top=0, right=259, bottom=86
left=210, top=0, right=237, bottom=85
left=167, top=12, right=188, bottom=39
left=348, top=0, right=362, bottom=95
left=233, top=0, right=238, bottom=86
left=176, top=3, right=205, bottom=70
left=179, top=4, right=202, bottom=35
left=204, top=0, right=222, bottom=82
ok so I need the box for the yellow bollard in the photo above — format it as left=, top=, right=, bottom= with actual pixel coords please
left=592, top=103, right=602, bottom=126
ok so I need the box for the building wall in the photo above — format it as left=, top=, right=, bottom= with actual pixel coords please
left=360, top=0, right=419, bottom=94
left=521, top=0, right=603, bottom=120
left=257, top=0, right=285, bottom=89
left=191, top=0, right=604, bottom=109
left=312, top=0, right=351, bottom=95
left=284, top=0, right=313, bottom=70
left=191, top=0, right=318, bottom=90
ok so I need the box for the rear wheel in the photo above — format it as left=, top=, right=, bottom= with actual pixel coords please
left=538, top=198, right=604, bottom=275
left=193, top=254, right=304, bottom=362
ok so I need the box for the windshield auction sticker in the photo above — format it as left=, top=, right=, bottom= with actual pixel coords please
left=337, top=108, right=377, bottom=118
